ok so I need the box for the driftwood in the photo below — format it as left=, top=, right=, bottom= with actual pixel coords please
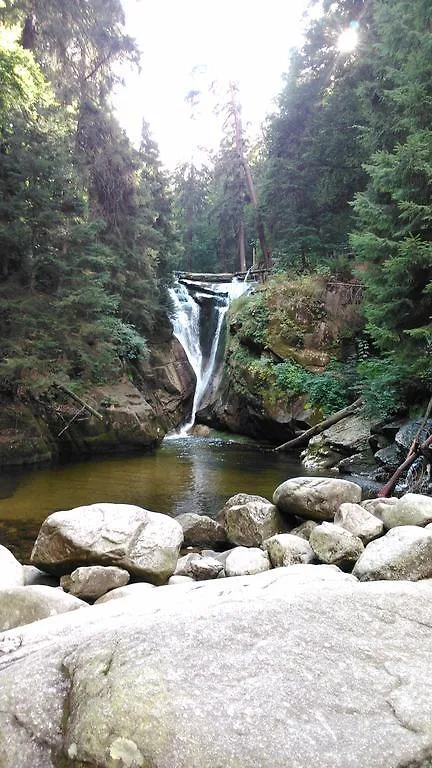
left=378, top=395, right=432, bottom=497
left=57, top=405, right=88, bottom=437
left=55, top=383, right=103, bottom=421
left=275, top=397, right=364, bottom=453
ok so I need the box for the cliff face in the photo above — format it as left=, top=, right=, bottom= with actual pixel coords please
left=0, top=336, right=195, bottom=467
left=198, top=276, right=363, bottom=443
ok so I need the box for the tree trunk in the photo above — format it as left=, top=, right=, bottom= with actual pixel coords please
left=275, top=397, right=364, bottom=452
left=378, top=395, right=432, bottom=497
left=21, top=14, right=36, bottom=49
left=378, top=432, right=432, bottom=497
left=55, top=384, right=103, bottom=421
left=238, top=219, right=246, bottom=272
left=229, top=82, right=272, bottom=271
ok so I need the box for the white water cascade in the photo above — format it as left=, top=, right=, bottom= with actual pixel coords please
left=169, top=279, right=251, bottom=434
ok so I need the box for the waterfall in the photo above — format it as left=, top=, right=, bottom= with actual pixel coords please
left=169, top=279, right=251, bottom=434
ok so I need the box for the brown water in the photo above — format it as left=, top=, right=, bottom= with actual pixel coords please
left=0, top=435, right=317, bottom=562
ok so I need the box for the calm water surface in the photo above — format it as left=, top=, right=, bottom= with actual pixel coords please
left=0, top=436, right=319, bottom=562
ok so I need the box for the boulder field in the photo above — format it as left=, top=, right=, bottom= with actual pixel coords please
left=1, top=476, right=432, bottom=767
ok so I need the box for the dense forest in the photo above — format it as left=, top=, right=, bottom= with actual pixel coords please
left=173, top=0, right=432, bottom=418
left=0, top=0, right=176, bottom=392
left=0, top=0, right=431, bottom=419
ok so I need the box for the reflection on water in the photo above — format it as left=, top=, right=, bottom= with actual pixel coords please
left=0, top=436, right=320, bottom=562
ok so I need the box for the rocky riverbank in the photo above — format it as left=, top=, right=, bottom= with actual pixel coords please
left=1, top=478, right=432, bottom=766
left=0, top=336, right=195, bottom=467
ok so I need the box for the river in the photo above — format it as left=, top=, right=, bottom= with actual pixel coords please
left=0, top=435, right=317, bottom=563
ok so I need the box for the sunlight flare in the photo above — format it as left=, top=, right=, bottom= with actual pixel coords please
left=337, top=25, right=359, bottom=53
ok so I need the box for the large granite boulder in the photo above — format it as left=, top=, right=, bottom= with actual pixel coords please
left=378, top=493, right=432, bottom=529
left=264, top=533, right=315, bottom=567
left=334, top=502, right=384, bottom=544
left=95, top=582, right=156, bottom=604
left=0, top=571, right=431, bottom=767
left=362, top=497, right=399, bottom=520
left=273, top=477, right=362, bottom=522
left=289, top=520, right=318, bottom=540
left=60, top=566, right=130, bottom=601
left=309, top=522, right=364, bottom=568
left=353, top=526, right=432, bottom=581
left=217, top=493, right=272, bottom=525
left=224, top=546, right=271, bottom=577
left=301, top=413, right=373, bottom=470
left=23, top=566, right=58, bottom=587
left=31, top=503, right=183, bottom=585
left=0, top=585, right=86, bottom=631
left=224, top=500, right=288, bottom=547
left=0, top=545, right=24, bottom=588
left=189, top=555, right=224, bottom=581
left=176, top=513, right=227, bottom=548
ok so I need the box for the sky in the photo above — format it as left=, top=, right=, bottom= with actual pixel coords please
left=115, top=0, right=316, bottom=169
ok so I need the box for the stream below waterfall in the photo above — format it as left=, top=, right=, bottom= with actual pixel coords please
left=0, top=279, right=326, bottom=564
left=0, top=436, right=318, bottom=562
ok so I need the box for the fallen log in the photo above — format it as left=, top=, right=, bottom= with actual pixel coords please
left=54, top=383, right=104, bottom=421
left=275, top=397, right=364, bottom=453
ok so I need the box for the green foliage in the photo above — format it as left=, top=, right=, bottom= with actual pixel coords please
left=349, top=0, right=432, bottom=405
left=0, top=8, right=176, bottom=394
left=172, top=162, right=218, bottom=273
left=230, top=290, right=269, bottom=347
left=275, top=359, right=352, bottom=416
left=355, top=358, right=407, bottom=419
left=274, top=360, right=307, bottom=397
left=303, top=364, right=352, bottom=415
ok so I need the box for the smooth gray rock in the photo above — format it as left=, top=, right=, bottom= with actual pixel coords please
left=167, top=575, right=195, bottom=585
left=0, top=573, right=431, bottom=767
left=201, top=548, right=235, bottom=565
left=31, top=503, right=183, bottom=585
left=353, top=526, right=432, bottom=581
left=94, top=582, right=156, bottom=604
left=301, top=414, right=373, bottom=470
left=176, top=513, right=227, bottom=548
left=380, top=493, right=432, bottom=529
left=225, top=500, right=288, bottom=547
left=189, top=555, right=224, bottom=581
left=0, top=585, right=87, bottom=631
left=274, top=477, right=362, bottom=522
left=362, top=497, right=399, bottom=520
left=309, top=522, right=364, bottom=567
left=174, top=553, right=198, bottom=577
left=217, top=493, right=271, bottom=525
left=60, top=565, right=130, bottom=601
left=225, top=546, right=271, bottom=577
left=335, top=502, right=384, bottom=544
left=264, top=533, right=315, bottom=567
left=23, top=565, right=59, bottom=587
left=289, top=520, right=318, bottom=540
left=0, top=545, right=24, bottom=588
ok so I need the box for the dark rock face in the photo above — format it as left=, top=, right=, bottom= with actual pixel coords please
left=0, top=336, right=195, bottom=467
left=198, top=378, right=302, bottom=444
left=137, top=337, right=196, bottom=431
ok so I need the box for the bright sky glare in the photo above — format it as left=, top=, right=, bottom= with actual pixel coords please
left=337, top=25, right=359, bottom=52
left=115, top=0, right=316, bottom=169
